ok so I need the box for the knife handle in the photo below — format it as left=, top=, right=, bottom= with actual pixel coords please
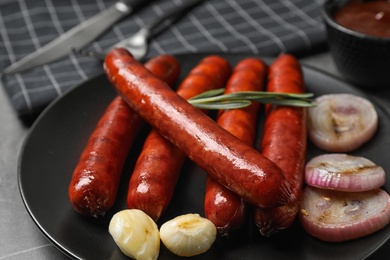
left=120, top=0, right=154, bottom=12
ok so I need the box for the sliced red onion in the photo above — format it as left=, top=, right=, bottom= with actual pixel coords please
left=308, top=94, right=378, bottom=152
left=299, top=186, right=390, bottom=242
left=305, top=154, right=386, bottom=192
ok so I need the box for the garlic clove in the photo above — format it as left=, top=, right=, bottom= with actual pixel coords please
left=109, top=209, right=160, bottom=260
left=160, top=213, right=217, bottom=257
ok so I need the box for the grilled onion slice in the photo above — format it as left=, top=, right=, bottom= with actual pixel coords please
left=305, top=154, right=386, bottom=192
left=299, top=186, right=390, bottom=242
left=308, top=94, right=378, bottom=152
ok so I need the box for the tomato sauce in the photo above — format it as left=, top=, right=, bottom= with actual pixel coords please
left=333, top=0, right=390, bottom=38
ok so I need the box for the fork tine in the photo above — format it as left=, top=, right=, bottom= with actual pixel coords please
left=71, top=47, right=106, bottom=61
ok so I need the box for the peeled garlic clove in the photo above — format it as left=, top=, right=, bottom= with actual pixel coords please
left=109, top=209, right=160, bottom=260
left=160, top=213, right=217, bottom=257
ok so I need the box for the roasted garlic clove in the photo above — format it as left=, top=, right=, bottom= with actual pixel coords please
left=160, top=213, right=217, bottom=257
left=109, top=209, right=160, bottom=260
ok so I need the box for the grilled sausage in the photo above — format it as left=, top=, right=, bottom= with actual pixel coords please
left=254, top=54, right=307, bottom=236
left=104, top=48, right=292, bottom=209
left=127, top=55, right=231, bottom=221
left=204, top=58, right=267, bottom=236
left=68, top=54, right=180, bottom=217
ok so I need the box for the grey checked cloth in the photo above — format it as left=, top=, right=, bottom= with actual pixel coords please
left=0, top=0, right=326, bottom=120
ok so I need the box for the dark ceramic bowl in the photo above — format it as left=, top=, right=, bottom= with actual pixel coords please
left=322, top=0, right=390, bottom=88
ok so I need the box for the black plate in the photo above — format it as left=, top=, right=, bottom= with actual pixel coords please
left=18, top=53, right=390, bottom=260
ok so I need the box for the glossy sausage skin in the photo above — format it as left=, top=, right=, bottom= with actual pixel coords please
left=68, top=54, right=180, bottom=217
left=104, top=48, right=292, bottom=209
left=127, top=55, right=231, bottom=222
left=254, top=54, right=307, bottom=236
left=204, top=58, right=267, bottom=236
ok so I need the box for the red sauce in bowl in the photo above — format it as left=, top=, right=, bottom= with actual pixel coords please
left=334, top=0, right=390, bottom=38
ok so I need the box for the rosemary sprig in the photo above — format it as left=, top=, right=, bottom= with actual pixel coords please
left=188, top=88, right=314, bottom=110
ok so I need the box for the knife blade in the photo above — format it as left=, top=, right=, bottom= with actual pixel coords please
left=2, top=0, right=151, bottom=75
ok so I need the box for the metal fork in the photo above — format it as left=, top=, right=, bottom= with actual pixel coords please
left=73, top=0, right=203, bottom=61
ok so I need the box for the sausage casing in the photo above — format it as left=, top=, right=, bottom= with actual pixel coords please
left=204, top=58, right=267, bottom=236
left=68, top=54, right=180, bottom=217
left=127, top=55, right=231, bottom=221
left=254, top=54, right=307, bottom=236
left=104, top=48, right=292, bottom=209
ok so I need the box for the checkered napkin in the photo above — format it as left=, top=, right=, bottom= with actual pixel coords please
left=0, top=0, right=326, bottom=120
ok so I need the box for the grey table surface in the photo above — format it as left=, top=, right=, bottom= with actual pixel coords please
left=1, top=52, right=390, bottom=259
